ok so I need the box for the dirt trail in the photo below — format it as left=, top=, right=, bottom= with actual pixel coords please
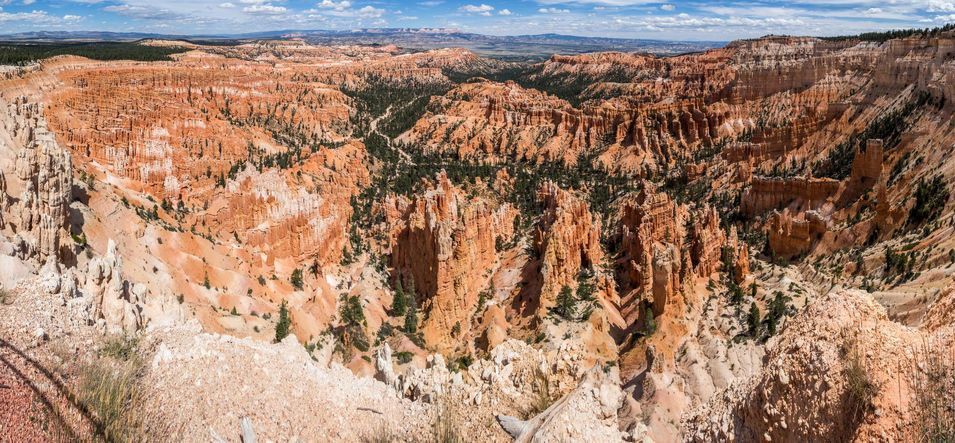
left=0, top=338, right=96, bottom=442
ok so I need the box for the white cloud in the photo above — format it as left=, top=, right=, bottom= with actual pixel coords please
left=219, top=2, right=235, bottom=7
left=22, top=0, right=36, bottom=5
left=318, top=0, right=351, bottom=11
left=660, top=4, right=674, bottom=11
left=498, top=8, right=511, bottom=15
left=243, top=4, right=287, bottom=14
left=0, top=9, right=81, bottom=25
left=538, top=7, right=570, bottom=14
left=460, top=4, right=494, bottom=16
left=863, top=7, right=882, bottom=14
left=928, top=1, right=955, bottom=13
left=357, top=5, right=383, bottom=18
left=102, top=4, right=182, bottom=20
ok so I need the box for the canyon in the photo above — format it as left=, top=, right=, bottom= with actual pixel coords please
left=0, top=29, right=954, bottom=442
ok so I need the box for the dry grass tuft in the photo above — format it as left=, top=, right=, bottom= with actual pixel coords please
left=432, top=397, right=464, bottom=443
left=361, top=423, right=396, bottom=443
left=77, top=359, right=149, bottom=442
left=843, top=332, right=878, bottom=423
left=522, top=369, right=555, bottom=419
left=76, top=334, right=171, bottom=442
left=907, top=339, right=955, bottom=442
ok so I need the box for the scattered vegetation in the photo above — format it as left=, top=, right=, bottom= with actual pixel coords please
left=78, top=360, right=150, bottom=441
left=431, top=398, right=465, bottom=443
left=395, top=351, right=414, bottom=364
left=522, top=370, right=556, bottom=419
left=747, top=302, right=761, bottom=337
left=78, top=334, right=162, bottom=441
left=551, top=270, right=598, bottom=322
left=764, top=291, right=789, bottom=336
left=339, top=295, right=370, bottom=353
left=643, top=305, right=656, bottom=336
left=908, top=175, right=949, bottom=227
left=99, top=334, right=140, bottom=361
left=884, top=246, right=917, bottom=283
left=391, top=280, right=409, bottom=317
left=361, top=425, right=397, bottom=443
left=813, top=92, right=928, bottom=180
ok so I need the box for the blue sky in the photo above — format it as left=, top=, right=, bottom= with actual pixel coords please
left=1, top=0, right=954, bottom=41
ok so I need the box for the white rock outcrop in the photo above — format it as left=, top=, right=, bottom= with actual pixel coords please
left=84, top=239, right=142, bottom=333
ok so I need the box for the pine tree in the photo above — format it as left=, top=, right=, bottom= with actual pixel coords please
left=403, top=279, right=418, bottom=334
left=290, top=268, right=304, bottom=291
left=339, top=295, right=365, bottom=327
left=747, top=302, right=761, bottom=337
left=404, top=303, right=418, bottom=334
left=274, top=300, right=292, bottom=342
left=553, top=285, right=577, bottom=321
left=391, top=280, right=407, bottom=316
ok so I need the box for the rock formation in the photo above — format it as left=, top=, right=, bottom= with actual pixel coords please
left=741, top=176, right=839, bottom=216
left=685, top=290, right=955, bottom=442
left=616, top=183, right=745, bottom=322
left=0, top=98, right=72, bottom=264
left=531, top=182, right=604, bottom=318
left=84, top=239, right=142, bottom=333
left=389, top=172, right=516, bottom=352
left=767, top=209, right=829, bottom=259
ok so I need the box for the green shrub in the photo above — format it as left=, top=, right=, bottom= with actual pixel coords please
left=395, top=351, right=414, bottom=364
left=77, top=360, right=152, bottom=441
left=907, top=340, right=955, bottom=441
left=339, top=295, right=366, bottom=327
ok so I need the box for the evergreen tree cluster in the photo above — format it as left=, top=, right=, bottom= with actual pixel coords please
left=0, top=41, right=189, bottom=65
left=821, top=24, right=955, bottom=43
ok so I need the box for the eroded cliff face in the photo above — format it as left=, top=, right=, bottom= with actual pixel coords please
left=388, top=172, right=517, bottom=353
left=0, top=97, right=72, bottom=264
left=615, top=183, right=748, bottom=323
left=400, top=80, right=592, bottom=166
left=531, top=181, right=605, bottom=318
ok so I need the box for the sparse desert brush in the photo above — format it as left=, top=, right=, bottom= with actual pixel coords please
left=523, top=369, right=555, bottom=419
left=906, top=339, right=955, bottom=442
left=98, top=334, right=140, bottom=361
left=77, top=359, right=148, bottom=442
left=361, top=423, right=396, bottom=443
left=432, top=397, right=464, bottom=443
left=842, top=331, right=878, bottom=424
left=78, top=334, right=171, bottom=441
